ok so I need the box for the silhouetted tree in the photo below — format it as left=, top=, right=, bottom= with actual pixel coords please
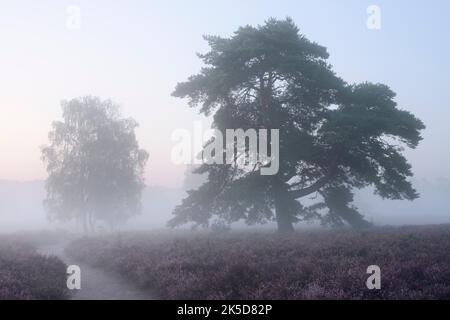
left=169, top=18, right=425, bottom=232
left=41, top=96, right=148, bottom=232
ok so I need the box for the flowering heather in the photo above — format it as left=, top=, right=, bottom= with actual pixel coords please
left=66, top=225, right=450, bottom=300
left=0, top=239, right=69, bottom=300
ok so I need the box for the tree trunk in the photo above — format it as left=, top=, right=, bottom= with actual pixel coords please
left=274, top=185, right=295, bottom=233
left=275, top=202, right=294, bottom=233
left=275, top=209, right=295, bottom=233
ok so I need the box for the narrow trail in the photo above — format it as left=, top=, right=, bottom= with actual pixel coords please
left=38, top=242, right=155, bottom=300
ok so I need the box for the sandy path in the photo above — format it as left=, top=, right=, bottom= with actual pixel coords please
left=38, top=242, right=155, bottom=300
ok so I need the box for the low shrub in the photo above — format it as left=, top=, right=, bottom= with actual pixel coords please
left=66, top=225, right=450, bottom=299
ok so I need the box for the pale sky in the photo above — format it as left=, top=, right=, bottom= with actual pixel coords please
left=0, top=0, right=449, bottom=187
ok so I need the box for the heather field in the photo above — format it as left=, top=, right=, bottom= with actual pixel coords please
left=66, top=225, right=450, bottom=300
left=0, top=236, right=68, bottom=300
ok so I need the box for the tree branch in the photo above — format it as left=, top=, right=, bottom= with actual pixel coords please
left=288, top=176, right=329, bottom=199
